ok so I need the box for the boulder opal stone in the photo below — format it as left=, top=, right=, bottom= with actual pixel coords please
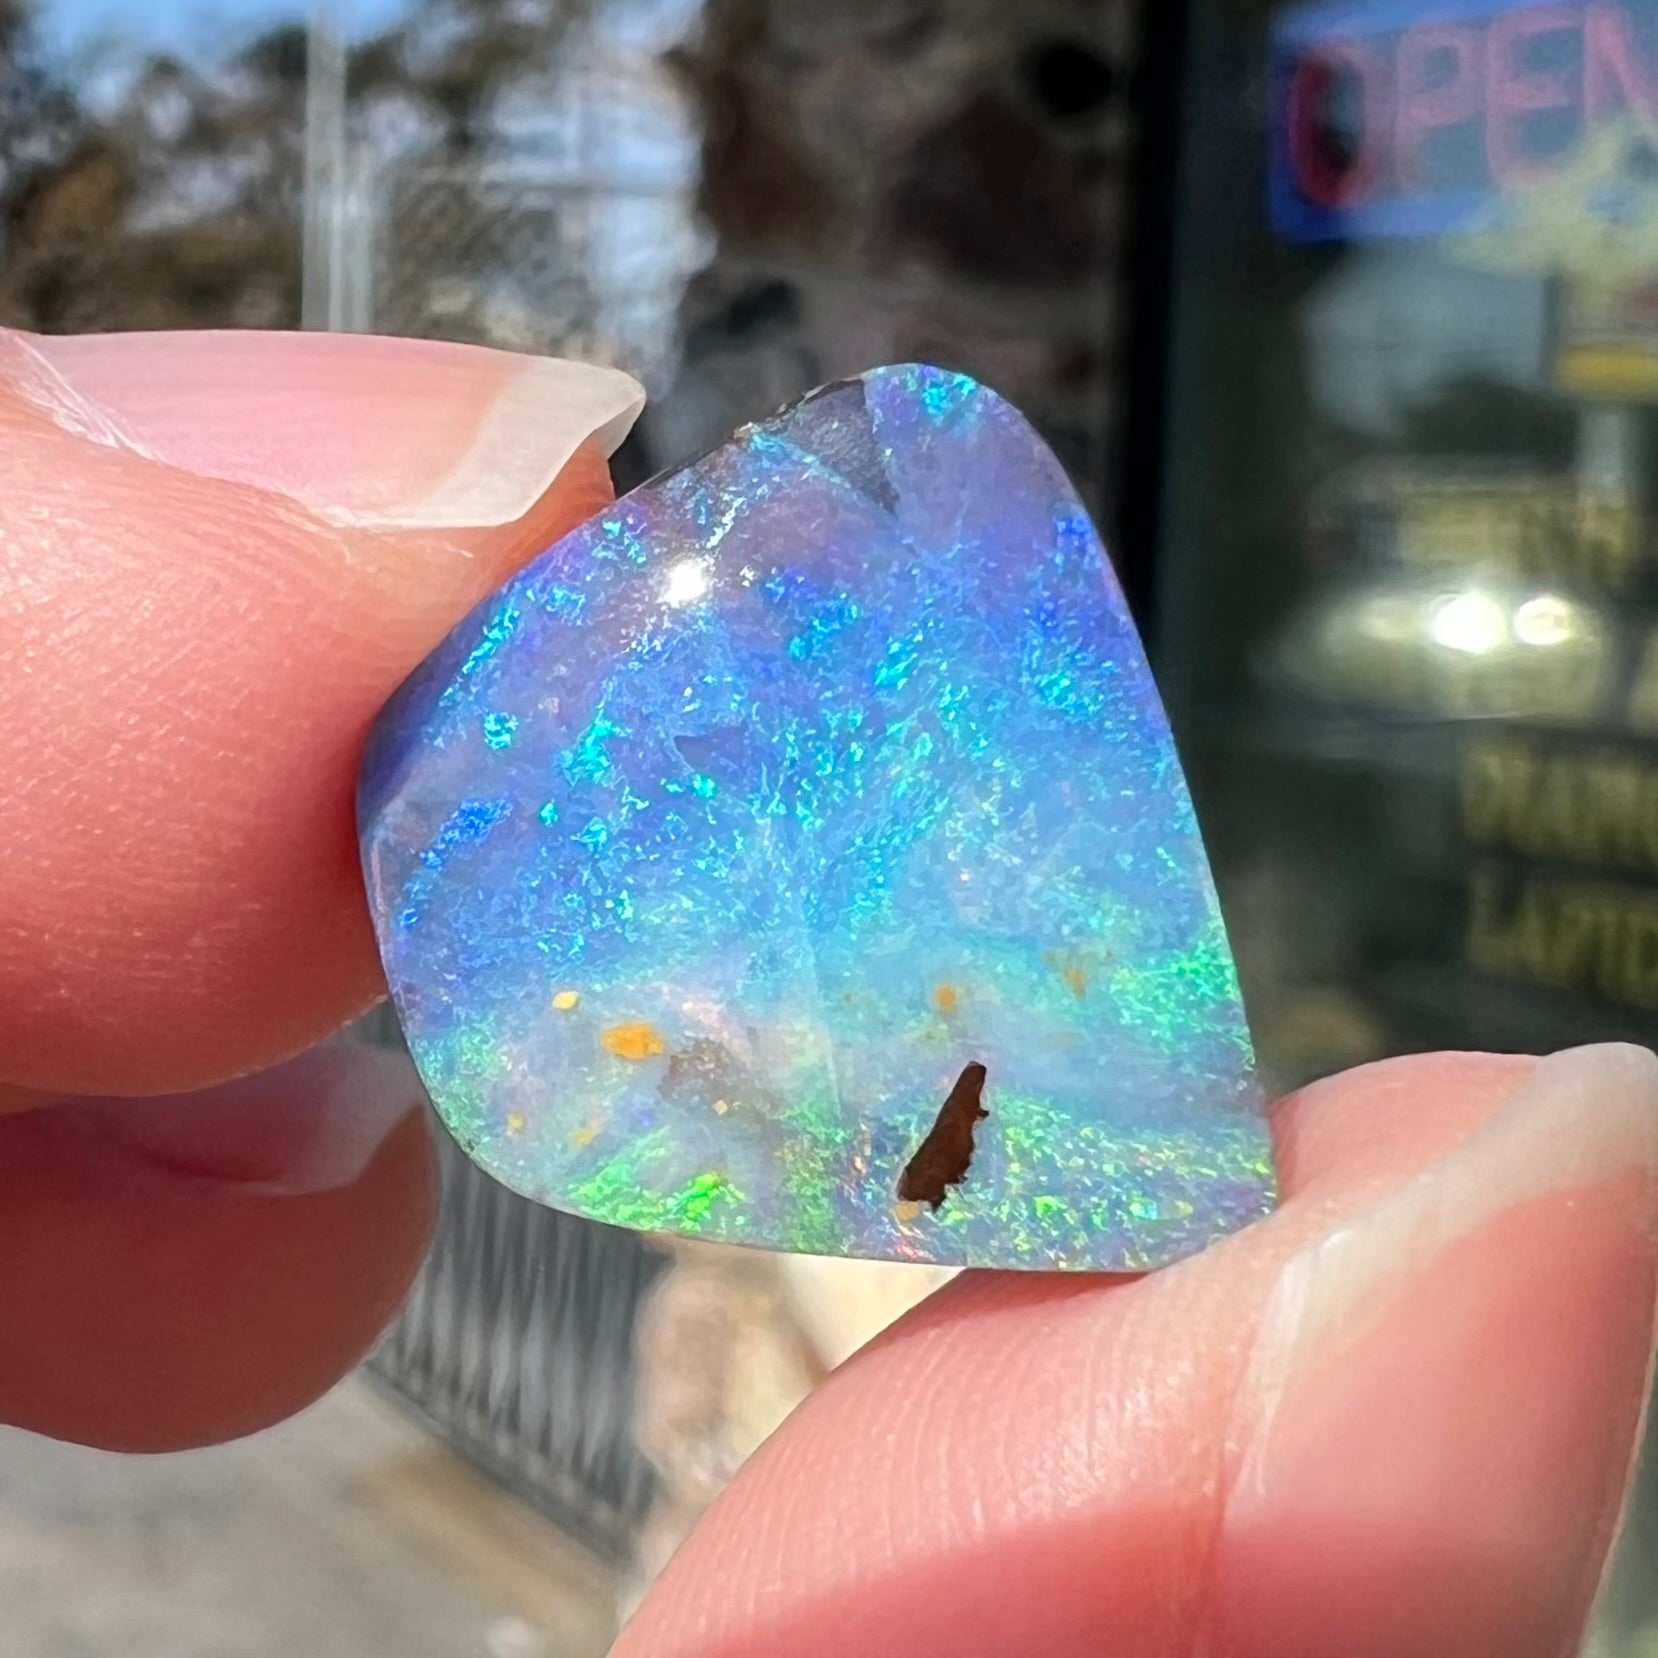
left=359, top=364, right=1275, bottom=1269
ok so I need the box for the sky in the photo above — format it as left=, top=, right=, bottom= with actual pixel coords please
left=34, top=0, right=416, bottom=64
left=33, top=0, right=699, bottom=65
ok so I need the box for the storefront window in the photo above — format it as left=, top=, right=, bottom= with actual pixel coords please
left=1162, top=0, right=1658, bottom=1086
left=1158, top=2, right=1658, bottom=1641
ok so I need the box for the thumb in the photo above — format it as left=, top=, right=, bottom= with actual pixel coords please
left=616, top=1047, right=1658, bottom=1658
left=0, top=329, right=642, bottom=1098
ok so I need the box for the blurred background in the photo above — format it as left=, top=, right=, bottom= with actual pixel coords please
left=0, top=0, right=1656, bottom=1651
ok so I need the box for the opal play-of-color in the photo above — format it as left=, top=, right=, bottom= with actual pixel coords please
left=359, top=365, right=1275, bottom=1270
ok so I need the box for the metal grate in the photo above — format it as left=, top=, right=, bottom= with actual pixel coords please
left=363, top=1018, right=669, bottom=1565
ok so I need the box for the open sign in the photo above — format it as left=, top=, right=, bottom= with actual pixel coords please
left=1271, top=0, right=1658, bottom=240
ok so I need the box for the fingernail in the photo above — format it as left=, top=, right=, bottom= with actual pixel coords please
left=1215, top=1044, right=1658, bottom=1657
left=0, top=328, right=644, bottom=530
left=74, top=1039, right=430, bottom=1198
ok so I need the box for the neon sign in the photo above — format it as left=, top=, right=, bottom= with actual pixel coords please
left=1271, top=0, right=1658, bottom=240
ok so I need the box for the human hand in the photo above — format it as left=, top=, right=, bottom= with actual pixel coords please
left=614, top=1044, right=1658, bottom=1658
left=0, top=329, right=631, bottom=1444
left=1, top=332, right=1652, bottom=1658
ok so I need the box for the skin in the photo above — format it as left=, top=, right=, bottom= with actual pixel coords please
left=1, top=332, right=1653, bottom=1656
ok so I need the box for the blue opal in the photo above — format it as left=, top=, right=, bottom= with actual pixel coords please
left=360, top=366, right=1274, bottom=1269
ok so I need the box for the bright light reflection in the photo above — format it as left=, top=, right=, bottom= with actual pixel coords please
left=1513, top=594, right=1576, bottom=648
left=1428, top=591, right=1508, bottom=655
left=664, top=559, right=710, bottom=606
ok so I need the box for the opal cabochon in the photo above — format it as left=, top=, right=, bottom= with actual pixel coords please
left=359, top=365, right=1275, bottom=1269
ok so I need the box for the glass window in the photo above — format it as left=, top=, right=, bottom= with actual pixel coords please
left=1162, top=0, right=1658, bottom=1087
left=1157, top=2, right=1658, bottom=1640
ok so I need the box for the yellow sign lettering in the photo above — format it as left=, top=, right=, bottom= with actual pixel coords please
left=1462, top=734, right=1658, bottom=873
left=1469, top=863, right=1658, bottom=1009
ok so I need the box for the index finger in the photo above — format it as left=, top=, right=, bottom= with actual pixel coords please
left=0, top=330, right=640, bottom=1097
